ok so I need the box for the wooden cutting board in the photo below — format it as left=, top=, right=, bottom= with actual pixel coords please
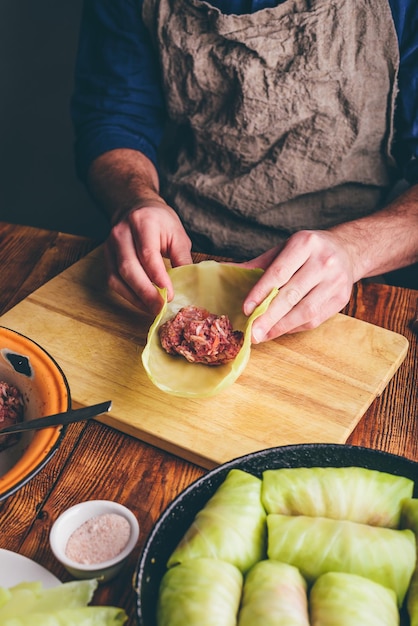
left=0, top=247, right=408, bottom=469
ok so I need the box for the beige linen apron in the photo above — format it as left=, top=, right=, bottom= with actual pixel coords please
left=142, top=0, right=400, bottom=258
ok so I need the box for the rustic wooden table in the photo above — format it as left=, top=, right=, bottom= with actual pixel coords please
left=0, top=222, right=417, bottom=624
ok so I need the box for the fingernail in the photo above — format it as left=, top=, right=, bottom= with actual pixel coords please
left=252, top=327, right=265, bottom=344
left=244, top=301, right=257, bottom=316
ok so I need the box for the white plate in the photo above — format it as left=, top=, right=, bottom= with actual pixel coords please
left=0, top=548, right=60, bottom=588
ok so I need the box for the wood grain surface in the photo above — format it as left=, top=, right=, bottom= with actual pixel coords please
left=0, top=245, right=409, bottom=468
left=0, top=223, right=416, bottom=625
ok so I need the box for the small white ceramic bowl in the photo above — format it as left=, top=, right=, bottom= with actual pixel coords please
left=50, top=500, right=139, bottom=583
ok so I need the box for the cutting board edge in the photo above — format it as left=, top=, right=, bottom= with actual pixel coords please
left=373, top=334, right=409, bottom=396
left=96, top=414, right=350, bottom=470
left=95, top=414, right=225, bottom=469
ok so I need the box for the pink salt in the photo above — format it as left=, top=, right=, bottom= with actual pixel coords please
left=65, top=513, right=131, bottom=565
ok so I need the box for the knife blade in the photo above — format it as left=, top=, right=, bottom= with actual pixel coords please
left=0, top=400, right=112, bottom=435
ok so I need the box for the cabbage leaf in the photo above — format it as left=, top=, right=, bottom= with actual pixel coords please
left=310, top=572, right=399, bottom=626
left=157, top=557, right=242, bottom=626
left=0, top=579, right=97, bottom=619
left=167, top=468, right=266, bottom=573
left=2, top=607, right=127, bottom=626
left=0, top=579, right=127, bottom=625
left=267, top=513, right=416, bottom=606
left=401, top=498, right=418, bottom=625
left=238, top=560, right=309, bottom=626
left=142, top=261, right=278, bottom=397
left=261, top=466, right=413, bottom=527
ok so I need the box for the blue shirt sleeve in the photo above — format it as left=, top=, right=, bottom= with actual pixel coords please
left=72, top=0, right=418, bottom=185
left=71, top=0, right=165, bottom=182
left=388, top=0, right=418, bottom=184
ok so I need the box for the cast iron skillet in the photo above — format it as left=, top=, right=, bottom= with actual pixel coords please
left=134, top=443, right=418, bottom=626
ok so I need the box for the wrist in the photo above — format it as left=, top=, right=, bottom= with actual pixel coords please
left=329, top=224, right=369, bottom=283
left=87, top=148, right=165, bottom=224
left=110, top=194, right=169, bottom=227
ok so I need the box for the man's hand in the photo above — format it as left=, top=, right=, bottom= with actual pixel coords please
left=87, top=149, right=193, bottom=315
left=104, top=203, right=193, bottom=315
left=242, top=183, right=418, bottom=342
left=242, top=230, right=355, bottom=342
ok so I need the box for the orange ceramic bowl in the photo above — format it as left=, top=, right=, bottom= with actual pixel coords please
left=0, top=327, right=70, bottom=501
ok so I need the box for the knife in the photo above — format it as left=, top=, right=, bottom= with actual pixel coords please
left=0, top=400, right=112, bottom=435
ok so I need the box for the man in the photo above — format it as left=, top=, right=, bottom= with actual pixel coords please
left=72, top=0, right=418, bottom=343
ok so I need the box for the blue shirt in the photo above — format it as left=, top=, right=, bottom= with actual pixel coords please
left=72, top=0, right=418, bottom=185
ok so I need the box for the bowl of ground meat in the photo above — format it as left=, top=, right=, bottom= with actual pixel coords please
left=0, top=326, right=70, bottom=501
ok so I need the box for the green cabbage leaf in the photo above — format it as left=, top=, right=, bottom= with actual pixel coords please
left=157, top=557, right=242, bottom=626
left=0, top=579, right=127, bottom=625
left=261, top=466, right=414, bottom=527
left=310, top=572, right=399, bottom=626
left=167, top=469, right=267, bottom=573
left=238, top=560, right=309, bottom=626
left=0, top=580, right=97, bottom=619
left=267, top=513, right=416, bottom=606
left=142, top=261, right=277, bottom=397
left=401, top=498, right=418, bottom=625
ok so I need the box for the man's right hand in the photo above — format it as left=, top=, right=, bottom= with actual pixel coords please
left=87, top=149, right=193, bottom=315
left=104, top=203, right=193, bottom=315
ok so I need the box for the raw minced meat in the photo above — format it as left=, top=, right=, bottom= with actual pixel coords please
left=159, top=305, right=244, bottom=365
left=0, top=380, right=24, bottom=452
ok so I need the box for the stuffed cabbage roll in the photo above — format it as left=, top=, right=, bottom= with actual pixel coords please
left=156, top=558, right=242, bottom=626
left=262, top=466, right=413, bottom=528
left=267, top=513, right=416, bottom=606
left=167, top=469, right=266, bottom=573
left=310, top=572, right=399, bottom=626
left=142, top=261, right=278, bottom=397
left=401, top=498, right=418, bottom=626
left=237, top=560, right=309, bottom=626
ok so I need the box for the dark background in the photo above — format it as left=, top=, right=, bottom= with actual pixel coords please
left=0, top=0, right=108, bottom=239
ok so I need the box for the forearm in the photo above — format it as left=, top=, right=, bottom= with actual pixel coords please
left=86, top=148, right=167, bottom=224
left=330, top=184, right=418, bottom=281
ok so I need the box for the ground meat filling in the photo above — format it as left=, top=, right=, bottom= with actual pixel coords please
left=0, top=381, right=24, bottom=452
left=159, top=306, right=244, bottom=365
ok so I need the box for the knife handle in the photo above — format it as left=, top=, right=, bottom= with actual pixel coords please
left=0, top=400, right=112, bottom=436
